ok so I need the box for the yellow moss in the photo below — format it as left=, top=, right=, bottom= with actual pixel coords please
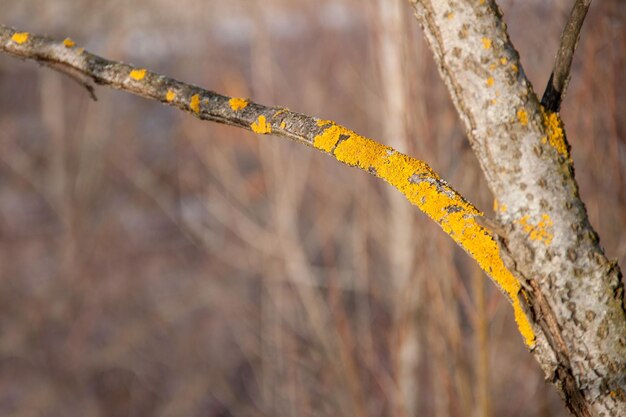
left=312, top=121, right=537, bottom=346
left=63, top=38, right=75, bottom=48
left=229, top=97, right=248, bottom=111
left=540, top=107, right=569, bottom=158
left=486, top=77, right=495, bottom=87
left=500, top=57, right=508, bottom=65
left=11, top=32, right=29, bottom=44
left=482, top=37, right=492, bottom=49
left=518, top=214, right=554, bottom=245
left=251, top=115, right=271, bottom=134
left=129, top=69, right=147, bottom=81
left=190, top=94, right=201, bottom=113
left=517, top=108, right=528, bottom=126
left=166, top=89, right=176, bottom=102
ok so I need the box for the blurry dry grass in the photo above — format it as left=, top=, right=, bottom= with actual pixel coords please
left=0, top=1, right=624, bottom=416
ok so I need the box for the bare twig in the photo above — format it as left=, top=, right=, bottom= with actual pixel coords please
left=0, top=24, right=536, bottom=346
left=541, top=0, right=593, bottom=112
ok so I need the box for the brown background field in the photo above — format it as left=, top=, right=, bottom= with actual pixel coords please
left=0, top=1, right=624, bottom=416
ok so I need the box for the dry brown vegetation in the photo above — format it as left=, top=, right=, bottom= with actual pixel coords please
left=0, top=1, right=624, bottom=416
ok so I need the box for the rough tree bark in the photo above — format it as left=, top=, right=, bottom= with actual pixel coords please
left=409, top=1, right=625, bottom=416
left=0, top=0, right=624, bottom=415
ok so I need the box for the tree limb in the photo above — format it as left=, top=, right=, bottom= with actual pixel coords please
left=541, top=0, right=593, bottom=112
left=0, top=25, right=536, bottom=345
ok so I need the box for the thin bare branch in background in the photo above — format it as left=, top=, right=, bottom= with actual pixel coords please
left=541, top=0, right=593, bottom=111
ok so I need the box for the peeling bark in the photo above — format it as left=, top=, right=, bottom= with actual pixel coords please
left=409, top=1, right=626, bottom=415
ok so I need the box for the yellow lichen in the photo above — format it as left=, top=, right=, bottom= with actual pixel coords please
left=165, top=89, right=176, bottom=102
left=313, top=120, right=344, bottom=152
left=486, top=77, right=495, bottom=87
left=273, top=108, right=288, bottom=118
left=229, top=97, right=248, bottom=111
left=11, top=32, right=29, bottom=44
left=129, top=69, right=147, bottom=81
left=518, top=214, right=554, bottom=245
left=445, top=11, right=455, bottom=20
left=280, top=121, right=287, bottom=129
left=540, top=107, right=569, bottom=158
left=63, top=38, right=75, bottom=48
left=251, top=115, right=271, bottom=134
left=190, top=94, right=201, bottom=113
left=511, top=64, right=519, bottom=73
left=500, top=57, right=508, bottom=65
left=312, top=121, right=536, bottom=346
left=493, top=199, right=507, bottom=213
left=517, top=108, right=528, bottom=126
left=482, top=37, right=492, bottom=49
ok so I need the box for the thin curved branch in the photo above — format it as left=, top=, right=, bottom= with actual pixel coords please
left=0, top=25, right=535, bottom=345
left=541, top=0, right=593, bottom=112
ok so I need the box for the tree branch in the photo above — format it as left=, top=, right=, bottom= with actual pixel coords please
left=0, top=25, right=536, bottom=345
left=541, top=0, right=593, bottom=112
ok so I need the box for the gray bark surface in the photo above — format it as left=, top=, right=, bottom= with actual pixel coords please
left=410, top=1, right=626, bottom=416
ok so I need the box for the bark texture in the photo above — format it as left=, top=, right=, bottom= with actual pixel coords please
left=409, top=1, right=626, bottom=416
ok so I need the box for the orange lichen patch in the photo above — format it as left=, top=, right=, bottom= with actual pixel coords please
left=165, top=89, right=176, bottom=102
left=540, top=107, right=569, bottom=158
left=486, top=77, right=495, bottom=87
left=251, top=115, right=271, bottom=134
left=313, top=121, right=536, bottom=346
left=63, top=38, right=75, bottom=48
left=313, top=120, right=346, bottom=153
left=190, top=94, right=201, bottom=113
left=11, top=32, right=29, bottom=44
left=129, top=69, right=147, bottom=81
left=500, top=57, right=508, bottom=65
left=481, top=37, right=492, bottom=49
left=518, top=214, right=554, bottom=245
left=229, top=97, right=248, bottom=111
left=517, top=108, right=528, bottom=126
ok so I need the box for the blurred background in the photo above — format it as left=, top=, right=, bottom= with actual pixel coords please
left=0, top=0, right=624, bottom=416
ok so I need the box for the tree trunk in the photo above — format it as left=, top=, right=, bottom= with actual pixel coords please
left=409, top=1, right=626, bottom=416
